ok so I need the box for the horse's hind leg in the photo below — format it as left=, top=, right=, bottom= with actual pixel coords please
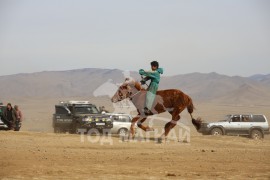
left=164, top=120, right=178, bottom=137
left=160, top=109, right=181, bottom=142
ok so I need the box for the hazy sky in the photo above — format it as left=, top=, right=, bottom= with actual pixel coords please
left=0, top=0, right=269, bottom=76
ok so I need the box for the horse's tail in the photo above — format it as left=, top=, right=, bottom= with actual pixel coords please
left=187, top=96, right=194, bottom=115
left=186, top=95, right=202, bottom=131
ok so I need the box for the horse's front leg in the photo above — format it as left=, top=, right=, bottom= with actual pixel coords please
left=137, top=118, right=154, bottom=131
left=129, top=116, right=140, bottom=139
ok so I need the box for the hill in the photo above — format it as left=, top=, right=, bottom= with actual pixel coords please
left=249, top=74, right=270, bottom=87
left=0, top=68, right=269, bottom=105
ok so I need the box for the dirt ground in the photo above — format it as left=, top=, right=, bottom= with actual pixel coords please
left=0, top=131, right=270, bottom=179
left=1, top=97, right=270, bottom=179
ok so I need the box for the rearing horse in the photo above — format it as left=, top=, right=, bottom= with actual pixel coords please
left=111, top=79, right=201, bottom=140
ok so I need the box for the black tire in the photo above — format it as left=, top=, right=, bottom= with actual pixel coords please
left=118, top=128, right=128, bottom=136
left=211, top=128, right=223, bottom=136
left=250, top=129, right=263, bottom=139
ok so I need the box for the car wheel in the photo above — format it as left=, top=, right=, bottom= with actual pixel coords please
left=118, top=128, right=128, bottom=136
left=211, top=128, right=223, bottom=136
left=250, top=129, right=263, bottom=140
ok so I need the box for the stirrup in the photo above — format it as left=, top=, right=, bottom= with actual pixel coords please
left=144, top=107, right=153, bottom=115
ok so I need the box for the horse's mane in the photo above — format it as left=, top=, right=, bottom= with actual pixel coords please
left=133, top=81, right=146, bottom=91
left=124, top=78, right=146, bottom=91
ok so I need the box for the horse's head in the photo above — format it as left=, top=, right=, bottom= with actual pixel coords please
left=111, top=78, right=142, bottom=103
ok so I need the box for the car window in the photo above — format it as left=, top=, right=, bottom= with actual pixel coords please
left=74, top=106, right=99, bottom=114
left=120, top=115, right=131, bottom=122
left=112, top=115, right=120, bottom=122
left=242, top=115, right=250, bottom=122
left=232, top=115, right=241, bottom=122
left=252, top=115, right=266, bottom=122
left=222, top=115, right=231, bottom=122
left=56, top=107, right=69, bottom=114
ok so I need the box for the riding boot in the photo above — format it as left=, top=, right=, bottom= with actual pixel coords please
left=144, top=107, right=153, bottom=115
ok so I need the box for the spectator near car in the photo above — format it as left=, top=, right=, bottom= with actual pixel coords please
left=198, top=114, right=269, bottom=139
left=99, top=106, right=109, bottom=114
left=14, top=105, right=23, bottom=131
left=3, top=103, right=16, bottom=130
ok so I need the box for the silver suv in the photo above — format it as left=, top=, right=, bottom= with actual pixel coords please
left=199, top=114, right=269, bottom=139
left=105, top=113, right=135, bottom=136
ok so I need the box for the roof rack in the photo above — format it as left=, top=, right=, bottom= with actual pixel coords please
left=59, top=101, right=92, bottom=105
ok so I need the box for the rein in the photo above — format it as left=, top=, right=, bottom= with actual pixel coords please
left=129, top=90, right=141, bottom=100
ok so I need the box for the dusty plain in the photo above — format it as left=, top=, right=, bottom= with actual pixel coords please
left=0, top=97, right=270, bottom=179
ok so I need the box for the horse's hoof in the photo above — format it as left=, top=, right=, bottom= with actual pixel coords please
left=146, top=127, right=154, bottom=132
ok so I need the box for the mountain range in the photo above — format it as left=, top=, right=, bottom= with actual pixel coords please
left=0, top=68, right=269, bottom=105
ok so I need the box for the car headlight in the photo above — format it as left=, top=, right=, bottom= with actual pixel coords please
left=82, top=117, right=90, bottom=122
left=102, top=118, right=106, bottom=122
left=95, top=118, right=99, bottom=122
left=82, top=117, right=93, bottom=122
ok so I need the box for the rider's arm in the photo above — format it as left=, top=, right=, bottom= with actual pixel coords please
left=139, top=69, right=157, bottom=79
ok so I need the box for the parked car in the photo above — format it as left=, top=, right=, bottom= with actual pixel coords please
left=0, top=105, right=9, bottom=130
left=105, top=113, right=135, bottom=136
left=198, top=114, right=269, bottom=139
left=52, top=101, right=113, bottom=134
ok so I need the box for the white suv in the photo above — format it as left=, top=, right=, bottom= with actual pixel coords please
left=105, top=113, right=135, bottom=136
left=198, top=114, right=269, bottom=139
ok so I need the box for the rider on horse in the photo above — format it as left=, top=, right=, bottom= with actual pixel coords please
left=139, top=61, right=163, bottom=115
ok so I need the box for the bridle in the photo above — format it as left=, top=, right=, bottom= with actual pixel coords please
left=117, top=83, right=141, bottom=101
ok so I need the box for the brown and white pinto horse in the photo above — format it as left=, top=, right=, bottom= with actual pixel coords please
left=111, top=79, right=201, bottom=140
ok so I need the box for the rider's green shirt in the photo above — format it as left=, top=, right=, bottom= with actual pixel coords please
left=139, top=68, right=163, bottom=110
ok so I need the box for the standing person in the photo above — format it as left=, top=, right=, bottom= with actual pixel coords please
left=139, top=61, right=164, bottom=115
left=3, top=103, right=16, bottom=130
left=14, top=105, right=23, bottom=131
left=99, top=106, right=109, bottom=113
